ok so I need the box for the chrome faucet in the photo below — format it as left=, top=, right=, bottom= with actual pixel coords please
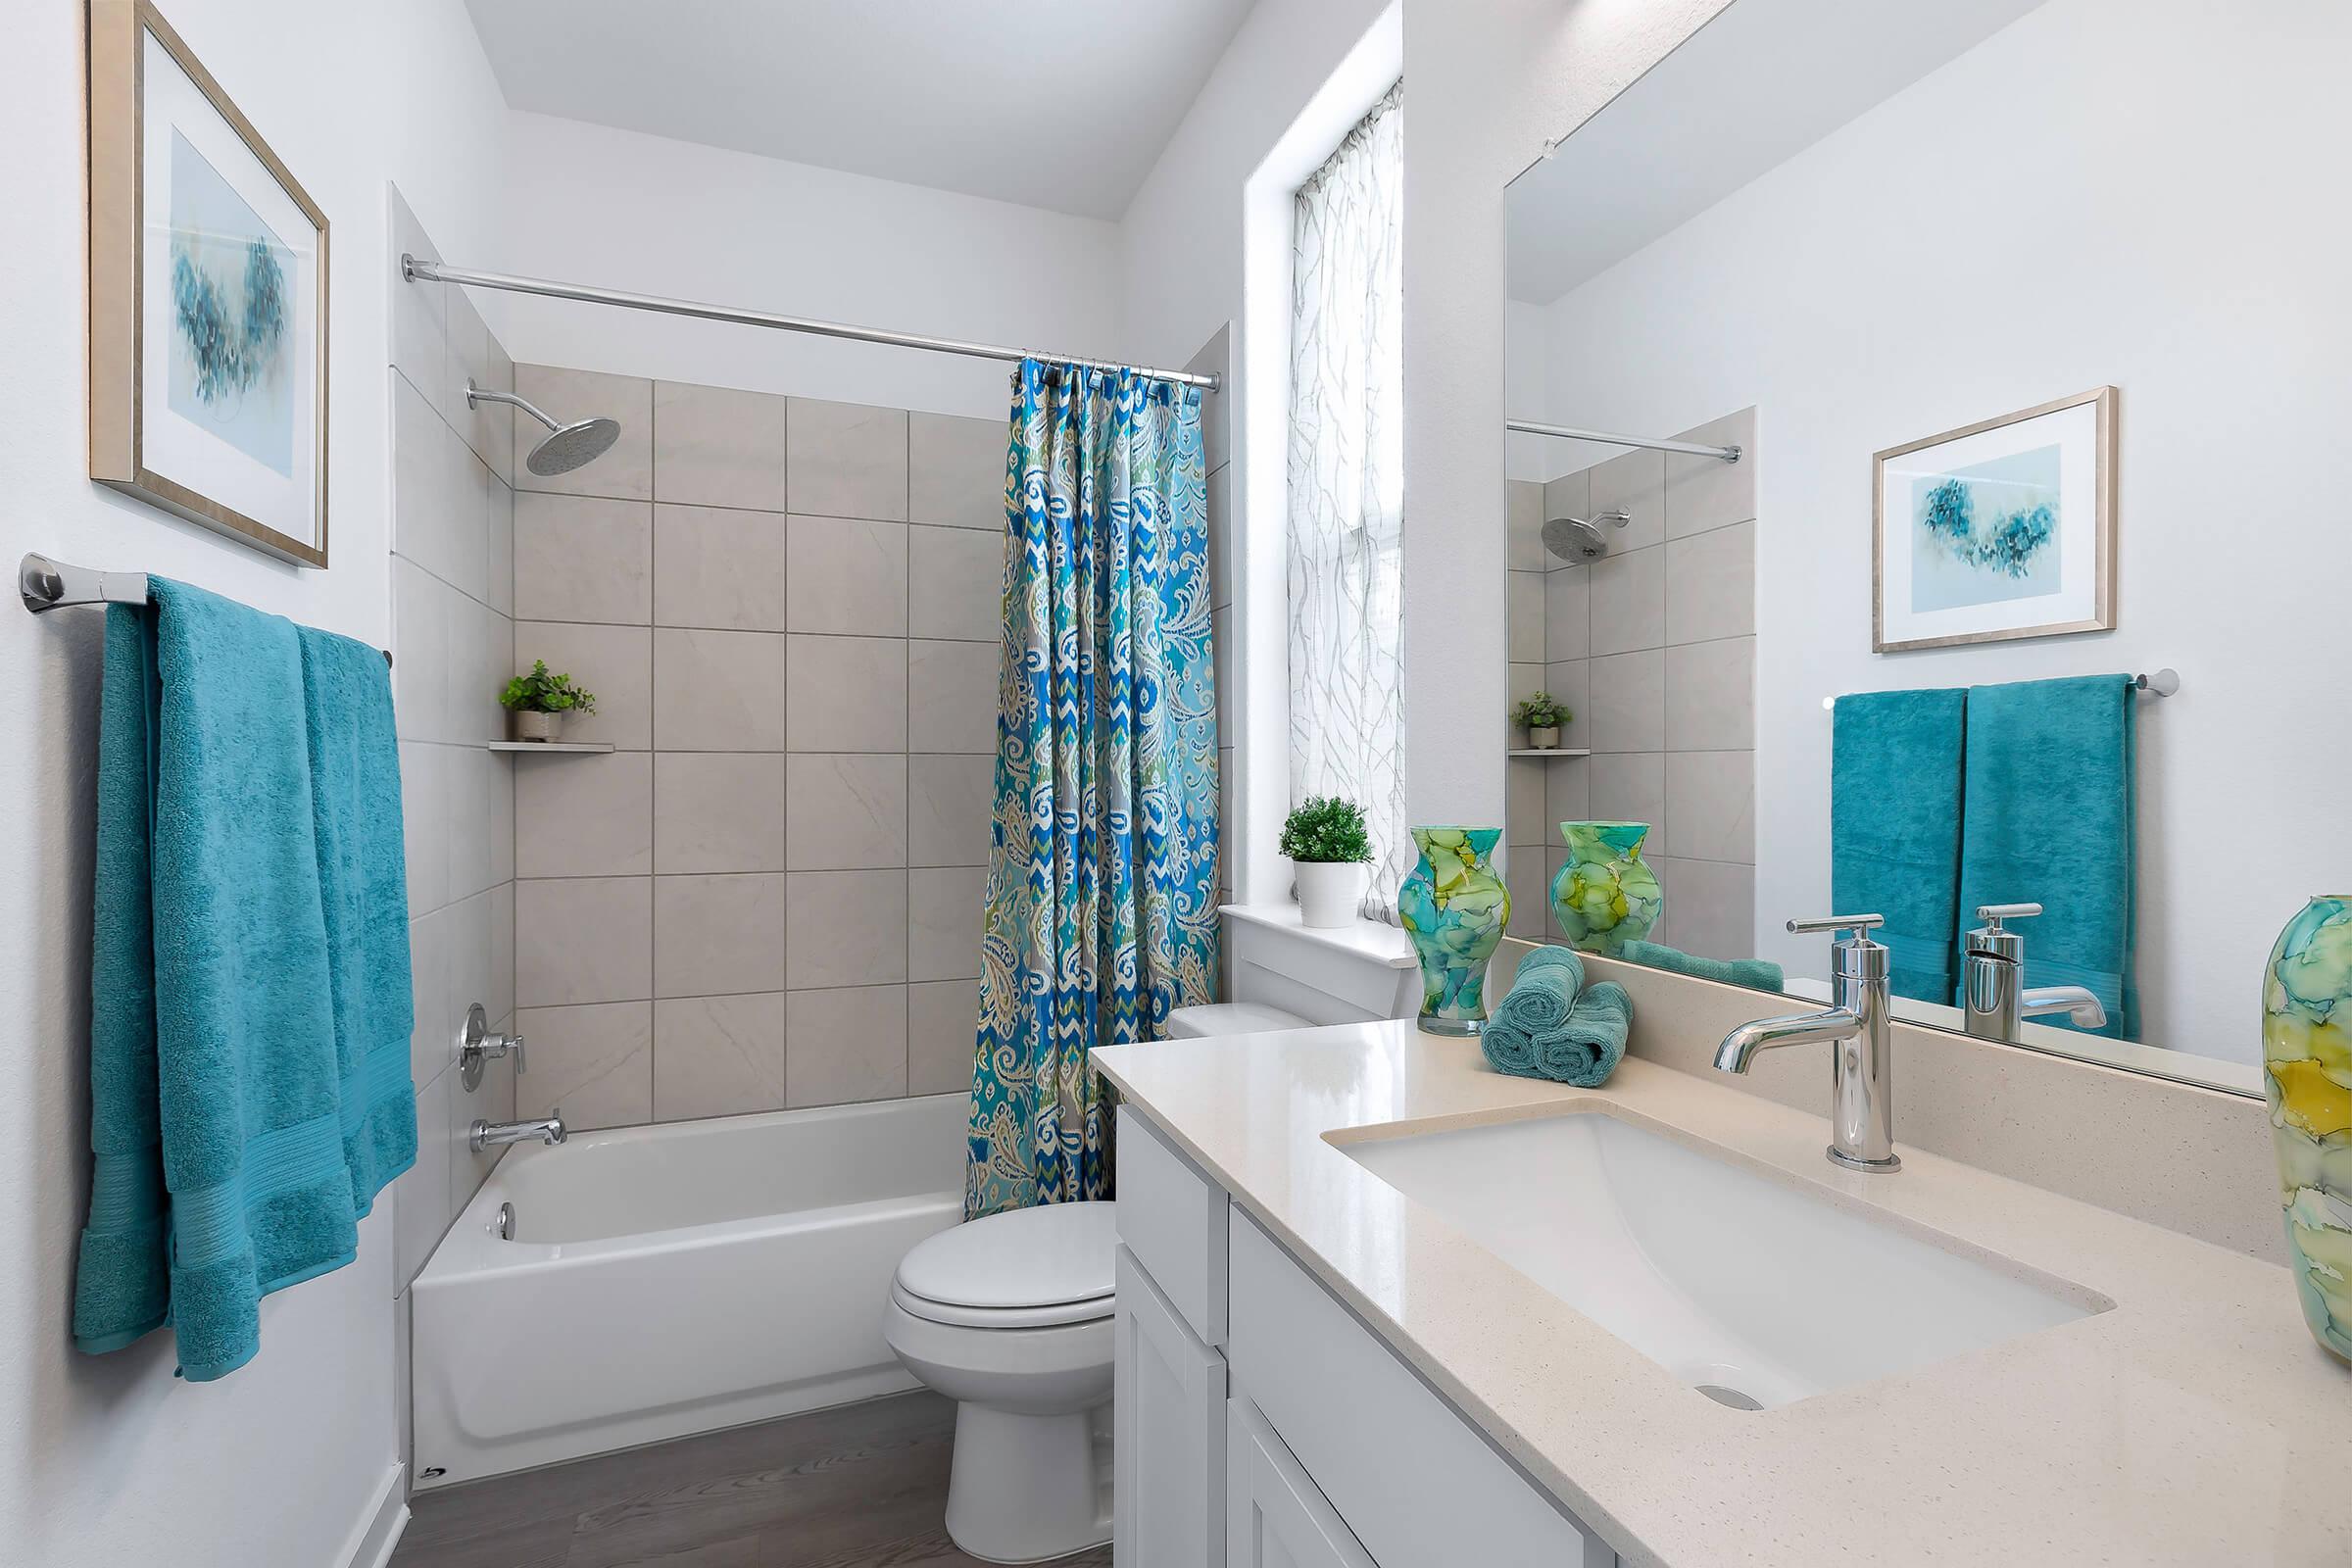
left=1961, top=904, right=2107, bottom=1043
left=469, top=1108, right=566, bottom=1152
left=1714, top=914, right=1900, bottom=1172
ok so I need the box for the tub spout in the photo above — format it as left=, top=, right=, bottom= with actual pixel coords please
left=471, top=1108, right=566, bottom=1152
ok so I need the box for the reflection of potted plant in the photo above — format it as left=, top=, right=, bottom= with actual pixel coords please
left=501, top=660, right=596, bottom=742
left=1512, top=692, right=1570, bottom=750
left=1280, top=796, right=1373, bottom=928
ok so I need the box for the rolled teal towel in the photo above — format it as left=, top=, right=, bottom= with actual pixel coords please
left=1535, top=981, right=1632, bottom=1087
left=1618, top=940, right=1785, bottom=995
left=1482, top=947, right=1587, bottom=1076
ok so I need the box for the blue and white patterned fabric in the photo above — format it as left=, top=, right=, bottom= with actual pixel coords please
left=966, top=361, right=1220, bottom=1219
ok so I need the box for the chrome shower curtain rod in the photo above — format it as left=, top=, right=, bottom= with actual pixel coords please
left=1507, top=418, right=1741, bottom=463
left=403, top=258, right=1221, bottom=391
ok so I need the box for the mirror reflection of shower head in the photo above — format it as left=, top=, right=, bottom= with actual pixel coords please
left=466, top=379, right=622, bottom=476
left=1543, top=508, right=1632, bottom=564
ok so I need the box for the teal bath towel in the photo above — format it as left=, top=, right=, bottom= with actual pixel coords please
left=1618, top=940, right=1785, bottom=995
left=73, top=581, right=415, bottom=1380
left=1482, top=948, right=1631, bottom=1087
left=1833, top=689, right=1967, bottom=1005
left=1958, top=675, right=2136, bottom=1039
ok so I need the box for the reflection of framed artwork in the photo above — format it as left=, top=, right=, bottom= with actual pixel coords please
left=1872, top=387, right=2114, bottom=653
left=88, top=0, right=329, bottom=566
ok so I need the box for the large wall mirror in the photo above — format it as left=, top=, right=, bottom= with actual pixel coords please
left=1500, top=0, right=2349, bottom=1096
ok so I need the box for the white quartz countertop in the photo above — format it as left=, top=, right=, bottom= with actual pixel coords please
left=1093, top=1020, right=2351, bottom=1568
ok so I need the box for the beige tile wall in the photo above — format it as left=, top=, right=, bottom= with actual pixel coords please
left=1504, top=408, right=1757, bottom=958
left=510, top=368, right=1007, bottom=1130
left=387, top=188, right=519, bottom=1292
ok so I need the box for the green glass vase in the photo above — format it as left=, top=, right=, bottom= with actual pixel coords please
left=1397, top=826, right=1511, bottom=1036
left=2263, top=895, right=2352, bottom=1364
left=1548, top=821, right=1664, bottom=956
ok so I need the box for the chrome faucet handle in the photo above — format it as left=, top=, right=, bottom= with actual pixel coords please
left=1787, top=913, right=1885, bottom=939
left=1975, top=903, right=2042, bottom=926
left=1788, top=914, right=1887, bottom=982
left=459, top=1003, right=526, bottom=1091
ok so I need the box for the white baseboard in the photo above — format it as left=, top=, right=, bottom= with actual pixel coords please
left=338, top=1461, right=410, bottom=1568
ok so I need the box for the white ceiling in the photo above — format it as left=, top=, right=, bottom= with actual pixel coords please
left=464, top=0, right=1257, bottom=220
left=1506, top=0, right=2048, bottom=305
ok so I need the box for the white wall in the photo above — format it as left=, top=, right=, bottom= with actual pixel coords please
left=0, top=2, right=509, bottom=1564
left=489, top=111, right=1129, bottom=420
left=1524, top=0, right=2348, bottom=1059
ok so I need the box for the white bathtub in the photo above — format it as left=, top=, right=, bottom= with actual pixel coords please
left=412, top=1093, right=968, bottom=1487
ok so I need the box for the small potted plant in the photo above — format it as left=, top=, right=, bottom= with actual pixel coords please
left=1512, top=692, right=1570, bottom=750
left=1280, top=796, right=1373, bottom=929
left=500, top=660, right=596, bottom=742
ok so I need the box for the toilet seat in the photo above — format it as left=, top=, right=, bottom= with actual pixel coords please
left=891, top=1279, right=1113, bottom=1330
left=892, top=1200, right=1116, bottom=1330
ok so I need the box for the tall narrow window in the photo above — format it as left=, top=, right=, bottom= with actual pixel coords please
left=1288, top=80, right=1405, bottom=920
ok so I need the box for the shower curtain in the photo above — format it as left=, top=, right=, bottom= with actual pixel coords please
left=965, top=361, right=1220, bottom=1219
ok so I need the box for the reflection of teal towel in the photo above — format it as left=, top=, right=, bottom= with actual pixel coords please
left=1958, top=675, right=2136, bottom=1039
left=1618, top=940, right=1785, bottom=995
left=74, top=581, right=415, bottom=1380
left=1482, top=949, right=1631, bottom=1087
left=1833, top=689, right=1966, bottom=1004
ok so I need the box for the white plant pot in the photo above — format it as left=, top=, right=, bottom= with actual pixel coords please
left=512, top=710, right=562, bottom=743
left=1528, top=726, right=1560, bottom=750
left=1293, top=859, right=1366, bottom=928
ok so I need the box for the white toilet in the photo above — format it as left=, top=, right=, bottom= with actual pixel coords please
left=885, top=1200, right=1118, bottom=1563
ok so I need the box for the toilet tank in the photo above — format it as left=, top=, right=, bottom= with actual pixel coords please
left=1219, top=904, right=1420, bottom=1025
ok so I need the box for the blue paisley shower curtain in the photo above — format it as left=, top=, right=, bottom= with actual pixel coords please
left=965, top=361, right=1220, bottom=1219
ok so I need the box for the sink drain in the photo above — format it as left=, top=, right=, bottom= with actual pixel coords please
left=1694, top=1383, right=1764, bottom=1411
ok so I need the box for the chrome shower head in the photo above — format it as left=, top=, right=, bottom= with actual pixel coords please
left=466, top=380, right=621, bottom=476
left=524, top=416, right=622, bottom=476
left=1542, top=508, right=1632, bottom=564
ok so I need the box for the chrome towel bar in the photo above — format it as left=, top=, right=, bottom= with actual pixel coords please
left=21, top=552, right=393, bottom=666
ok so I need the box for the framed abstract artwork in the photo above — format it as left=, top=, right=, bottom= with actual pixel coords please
left=87, top=0, right=330, bottom=566
left=1872, top=386, right=2114, bottom=652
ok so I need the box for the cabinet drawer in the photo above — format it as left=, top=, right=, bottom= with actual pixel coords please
left=1227, top=1207, right=1614, bottom=1567
left=1116, top=1105, right=1228, bottom=1345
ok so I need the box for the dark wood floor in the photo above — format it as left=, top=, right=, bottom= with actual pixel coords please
left=392, top=1391, right=1113, bottom=1568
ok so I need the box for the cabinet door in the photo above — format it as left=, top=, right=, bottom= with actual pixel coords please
left=1226, top=1396, right=1377, bottom=1568
left=1115, top=1245, right=1226, bottom=1567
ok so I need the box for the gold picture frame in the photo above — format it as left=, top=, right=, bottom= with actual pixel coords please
left=87, top=0, right=330, bottom=567
left=1871, top=386, right=2115, bottom=653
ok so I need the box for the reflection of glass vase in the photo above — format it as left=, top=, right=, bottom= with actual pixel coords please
left=1397, top=827, right=1511, bottom=1036
left=1549, top=822, right=1663, bottom=956
left=2263, top=896, right=2352, bottom=1365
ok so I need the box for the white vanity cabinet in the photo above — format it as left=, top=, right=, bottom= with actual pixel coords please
left=1113, top=1245, right=1226, bottom=1567
left=1227, top=1396, right=1378, bottom=1568
left=1115, top=1105, right=1622, bottom=1568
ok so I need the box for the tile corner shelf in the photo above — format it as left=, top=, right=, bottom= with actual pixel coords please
left=1506, top=749, right=1592, bottom=759
left=483, top=741, right=617, bottom=755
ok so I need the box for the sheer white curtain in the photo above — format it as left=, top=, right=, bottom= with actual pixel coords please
left=1287, top=80, right=1406, bottom=921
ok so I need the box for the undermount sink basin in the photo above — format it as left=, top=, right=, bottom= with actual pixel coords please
left=1336, top=1108, right=2105, bottom=1409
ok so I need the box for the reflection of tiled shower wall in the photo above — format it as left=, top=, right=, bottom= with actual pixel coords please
left=503, top=369, right=1006, bottom=1130
left=1504, top=409, right=1757, bottom=958
left=387, top=189, right=519, bottom=1289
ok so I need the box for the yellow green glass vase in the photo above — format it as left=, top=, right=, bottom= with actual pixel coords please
left=1397, top=826, right=1510, bottom=1036
left=1549, top=821, right=1664, bottom=956
left=2263, top=895, right=2352, bottom=1364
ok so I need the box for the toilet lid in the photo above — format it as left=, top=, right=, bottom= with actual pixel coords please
left=896, top=1200, right=1116, bottom=1315
left=1167, top=1002, right=1312, bottom=1038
